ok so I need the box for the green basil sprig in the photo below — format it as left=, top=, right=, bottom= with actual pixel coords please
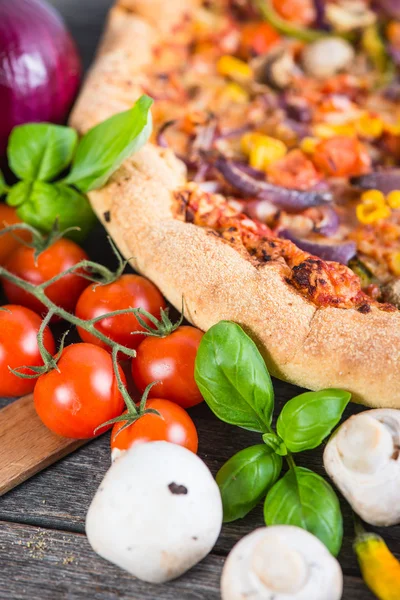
left=195, top=320, right=351, bottom=555
left=216, top=444, right=282, bottom=523
left=277, top=389, right=351, bottom=453
left=8, top=123, right=78, bottom=181
left=65, top=95, right=153, bottom=192
left=264, top=467, right=343, bottom=556
left=195, top=321, right=274, bottom=432
left=2, top=95, right=153, bottom=240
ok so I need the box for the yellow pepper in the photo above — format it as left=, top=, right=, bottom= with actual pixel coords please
left=217, top=55, right=253, bottom=80
left=241, top=133, right=287, bottom=170
left=219, top=82, right=249, bottom=104
left=356, top=190, right=391, bottom=224
left=356, top=114, right=384, bottom=140
left=354, top=530, right=400, bottom=600
left=387, top=191, right=400, bottom=209
left=300, top=136, right=319, bottom=154
left=383, top=121, right=400, bottom=135
left=313, top=123, right=357, bottom=139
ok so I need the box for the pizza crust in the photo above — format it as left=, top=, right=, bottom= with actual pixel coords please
left=70, top=0, right=400, bottom=408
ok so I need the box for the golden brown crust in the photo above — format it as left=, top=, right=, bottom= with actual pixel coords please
left=71, top=0, right=400, bottom=408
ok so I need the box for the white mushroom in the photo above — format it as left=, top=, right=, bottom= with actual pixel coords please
left=86, top=441, right=223, bottom=583
left=302, top=37, right=355, bottom=79
left=221, top=526, right=343, bottom=600
left=324, top=409, right=400, bottom=526
left=326, top=1, right=376, bottom=32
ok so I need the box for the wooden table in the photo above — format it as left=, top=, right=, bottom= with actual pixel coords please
left=0, top=2, right=396, bottom=598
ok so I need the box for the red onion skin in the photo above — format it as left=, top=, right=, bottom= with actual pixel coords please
left=279, top=229, right=356, bottom=265
left=215, top=158, right=333, bottom=211
left=352, top=170, right=400, bottom=194
left=0, top=0, right=81, bottom=155
left=378, top=0, right=400, bottom=20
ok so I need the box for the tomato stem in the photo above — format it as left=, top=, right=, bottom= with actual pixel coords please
left=0, top=233, right=163, bottom=419
left=131, top=301, right=185, bottom=338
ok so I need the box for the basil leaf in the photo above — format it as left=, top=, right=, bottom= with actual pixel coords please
left=194, top=321, right=274, bottom=432
left=277, top=389, right=351, bottom=453
left=7, top=181, right=32, bottom=207
left=262, top=433, right=288, bottom=456
left=264, top=467, right=343, bottom=556
left=0, top=170, right=8, bottom=196
left=8, top=123, right=78, bottom=181
left=217, top=444, right=282, bottom=523
left=17, top=181, right=95, bottom=242
left=65, top=95, right=153, bottom=192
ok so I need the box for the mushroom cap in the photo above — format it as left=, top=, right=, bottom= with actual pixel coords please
left=86, top=441, right=223, bottom=583
left=301, top=37, right=355, bottom=79
left=324, top=409, right=400, bottom=526
left=221, top=526, right=343, bottom=600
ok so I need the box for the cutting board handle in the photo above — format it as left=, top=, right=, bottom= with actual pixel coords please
left=0, top=395, right=85, bottom=496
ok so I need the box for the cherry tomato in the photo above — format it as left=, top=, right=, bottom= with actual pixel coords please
left=272, top=0, right=316, bottom=26
left=0, top=305, right=55, bottom=397
left=111, top=398, right=198, bottom=458
left=34, top=343, right=126, bottom=439
left=0, top=204, right=30, bottom=265
left=2, top=239, right=89, bottom=316
left=267, top=149, right=321, bottom=190
left=131, top=326, right=204, bottom=409
left=75, top=274, right=167, bottom=352
left=313, top=137, right=371, bottom=178
left=240, top=22, right=280, bottom=57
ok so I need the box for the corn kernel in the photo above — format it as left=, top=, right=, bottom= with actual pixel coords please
left=356, top=115, right=383, bottom=139
left=383, top=120, right=400, bottom=135
left=217, top=55, right=253, bottom=80
left=241, top=132, right=262, bottom=154
left=241, top=133, right=287, bottom=170
left=361, top=190, right=386, bottom=206
left=220, top=82, right=249, bottom=104
left=356, top=201, right=391, bottom=225
left=300, top=137, right=319, bottom=154
left=387, top=190, right=400, bottom=209
left=389, top=251, right=400, bottom=276
left=313, top=123, right=356, bottom=139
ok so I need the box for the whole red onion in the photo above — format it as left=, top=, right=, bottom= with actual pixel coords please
left=0, top=0, right=81, bottom=156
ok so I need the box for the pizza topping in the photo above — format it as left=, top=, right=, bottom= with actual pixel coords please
left=356, top=190, right=391, bottom=225
left=214, top=157, right=333, bottom=210
left=173, top=184, right=389, bottom=310
left=278, top=228, right=357, bottom=265
left=147, top=1, right=400, bottom=307
left=301, top=37, right=355, bottom=79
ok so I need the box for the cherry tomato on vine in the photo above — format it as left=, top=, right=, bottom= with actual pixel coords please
left=75, top=274, right=167, bottom=352
left=131, top=326, right=204, bottom=409
left=2, top=239, right=89, bottom=316
left=111, top=398, right=198, bottom=459
left=34, top=343, right=126, bottom=439
left=0, top=305, right=55, bottom=397
left=0, top=204, right=30, bottom=265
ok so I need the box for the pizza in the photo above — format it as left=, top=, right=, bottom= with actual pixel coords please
left=71, top=0, right=400, bottom=407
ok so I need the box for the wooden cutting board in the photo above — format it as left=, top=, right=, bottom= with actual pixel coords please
left=0, top=395, right=86, bottom=496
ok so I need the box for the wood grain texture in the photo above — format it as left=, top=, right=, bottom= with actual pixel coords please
left=0, top=395, right=85, bottom=496
left=0, top=521, right=376, bottom=600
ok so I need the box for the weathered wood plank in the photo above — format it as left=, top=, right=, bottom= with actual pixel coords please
left=0, top=521, right=376, bottom=600
left=0, top=395, right=86, bottom=496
